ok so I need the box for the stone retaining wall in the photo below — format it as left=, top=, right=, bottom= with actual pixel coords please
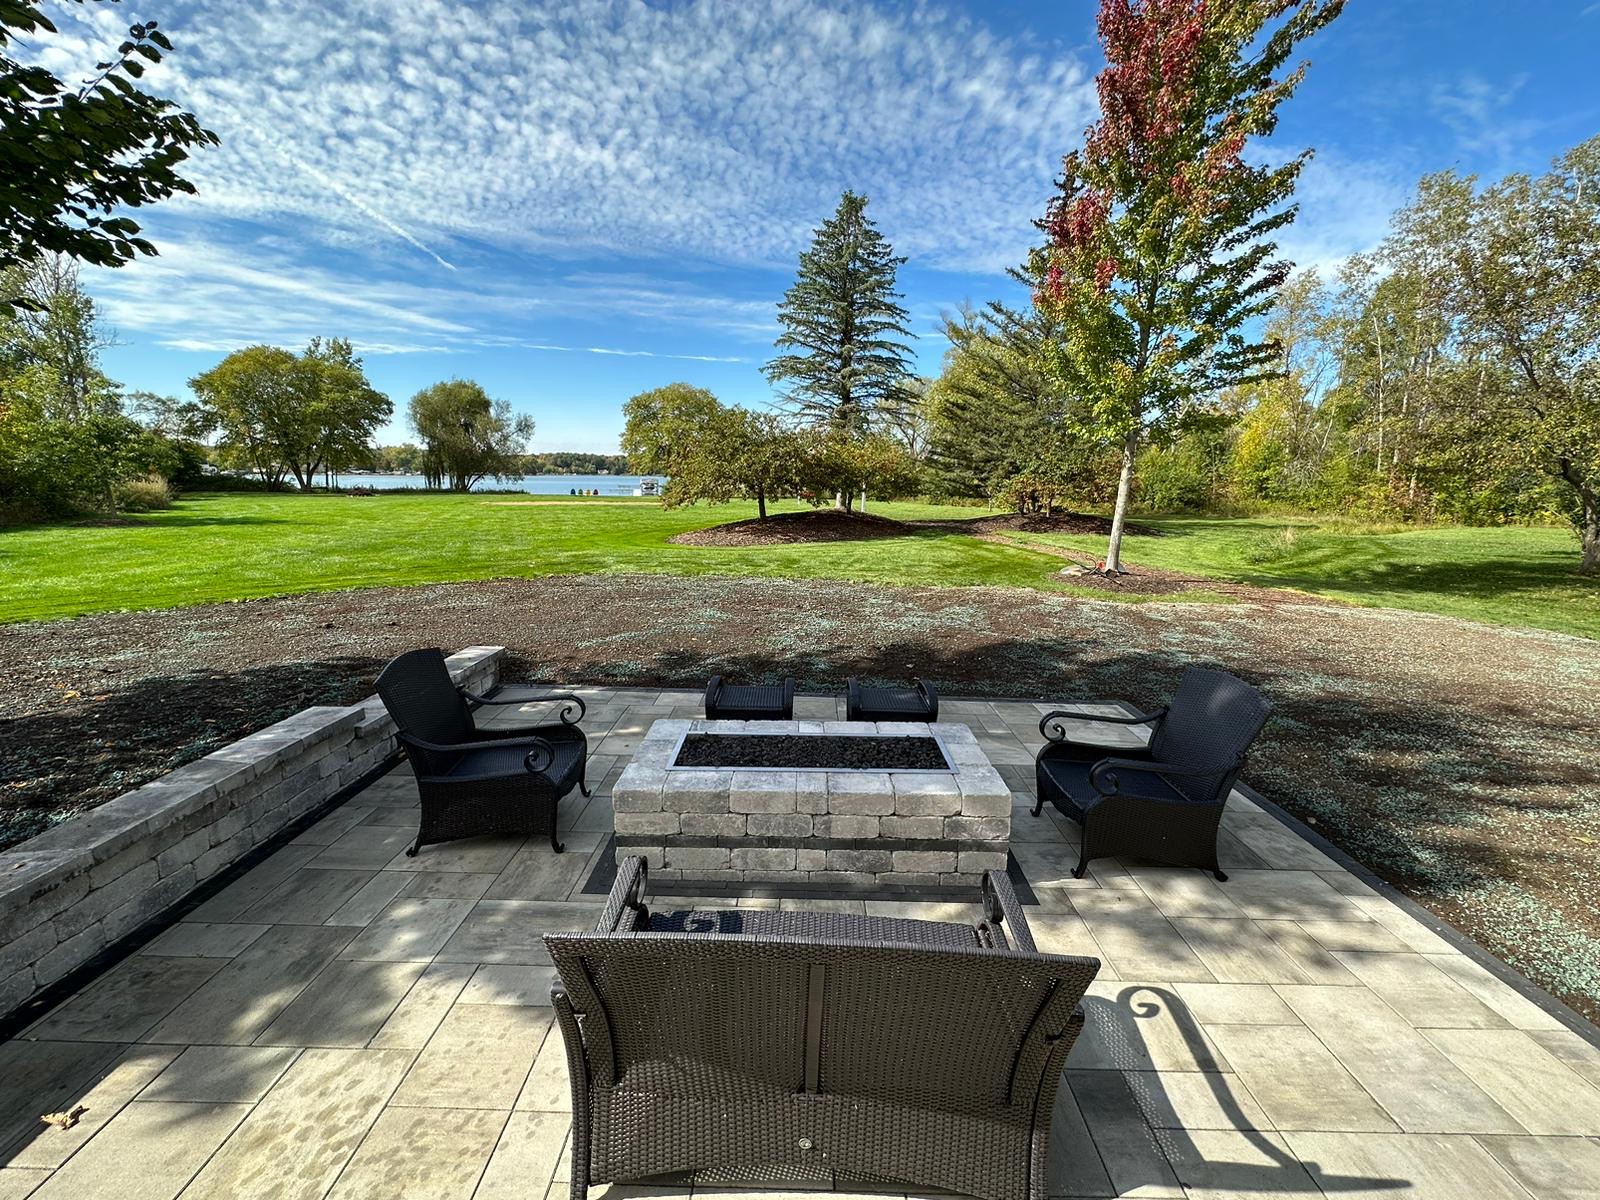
left=0, top=646, right=505, bottom=1020
left=613, top=719, right=1012, bottom=887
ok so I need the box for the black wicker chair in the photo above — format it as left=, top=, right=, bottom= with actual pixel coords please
left=1033, top=667, right=1271, bottom=881
left=703, top=674, right=795, bottom=720
left=546, top=857, right=1099, bottom=1200
left=845, top=676, right=939, bottom=723
left=374, top=648, right=590, bottom=855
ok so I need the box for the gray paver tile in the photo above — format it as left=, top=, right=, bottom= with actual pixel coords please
left=290, top=805, right=375, bottom=846
left=474, top=1111, right=570, bottom=1200
left=1132, top=869, right=1249, bottom=919
left=326, top=1107, right=505, bottom=1199
left=142, top=924, right=355, bottom=1044
left=178, top=1048, right=414, bottom=1199
left=390, top=1004, right=550, bottom=1109
left=460, top=964, right=559, bottom=1006
left=485, top=847, right=594, bottom=901
left=383, top=834, right=525, bottom=874
left=399, top=870, right=500, bottom=900
left=436, top=900, right=602, bottom=965
left=515, top=1026, right=570, bottom=1113
left=338, top=897, right=476, bottom=961
left=369, top=961, right=477, bottom=1050
left=1170, top=983, right=1302, bottom=1027
left=1210, top=870, right=1370, bottom=923
left=1252, top=920, right=1362, bottom=985
left=1529, top=1029, right=1600, bottom=1089
left=1073, top=981, right=1229, bottom=1073
left=324, top=870, right=412, bottom=925
left=1474, top=1134, right=1600, bottom=1200
left=1122, top=1070, right=1274, bottom=1131
left=139, top=921, right=270, bottom=958
left=28, top=1101, right=248, bottom=1200
left=1346, top=894, right=1459, bottom=955
left=239, top=867, right=377, bottom=924
left=1421, top=1028, right=1600, bottom=1135
left=181, top=843, right=320, bottom=922
left=1332, top=952, right=1511, bottom=1029
left=1282, top=1131, right=1532, bottom=1199
left=0, top=1169, right=49, bottom=1199
left=1274, top=985, right=1520, bottom=1134
left=3, top=1044, right=179, bottom=1169
left=1066, top=1071, right=1184, bottom=1198
left=141, top=1045, right=301, bottom=1103
left=1292, top=918, right=1413, bottom=954
left=1159, top=1128, right=1319, bottom=1197
left=1067, top=893, right=1216, bottom=982
left=1203, top=1024, right=1396, bottom=1132
left=255, top=959, right=428, bottom=1047
left=308, top=825, right=415, bottom=870
left=1422, top=953, right=1570, bottom=1032
left=0, top=1039, right=123, bottom=1151
left=1170, top=919, right=1313, bottom=984
left=1042, top=1082, right=1116, bottom=1198
left=24, top=956, right=222, bottom=1043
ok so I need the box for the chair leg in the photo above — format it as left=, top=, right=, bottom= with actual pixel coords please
left=405, top=836, right=421, bottom=858
left=1212, top=867, right=1229, bottom=882
left=1031, top=794, right=1045, bottom=817
left=550, top=824, right=564, bottom=854
left=1073, top=847, right=1089, bottom=880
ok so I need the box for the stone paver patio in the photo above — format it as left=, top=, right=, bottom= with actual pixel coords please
left=4, top=686, right=1600, bottom=1200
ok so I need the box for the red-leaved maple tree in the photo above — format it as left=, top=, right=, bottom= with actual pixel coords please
left=1033, top=0, right=1343, bottom=572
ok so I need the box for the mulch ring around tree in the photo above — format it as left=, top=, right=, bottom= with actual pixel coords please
left=669, top=509, right=913, bottom=546
left=669, top=507, right=1163, bottom=547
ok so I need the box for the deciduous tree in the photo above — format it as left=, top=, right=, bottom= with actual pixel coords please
left=1033, top=0, right=1343, bottom=571
left=1, top=0, right=216, bottom=313
left=408, top=379, right=534, bottom=491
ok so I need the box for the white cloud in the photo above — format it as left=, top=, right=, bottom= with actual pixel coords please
left=42, top=0, right=1096, bottom=275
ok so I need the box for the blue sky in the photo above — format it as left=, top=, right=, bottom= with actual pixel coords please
left=31, top=0, right=1600, bottom=452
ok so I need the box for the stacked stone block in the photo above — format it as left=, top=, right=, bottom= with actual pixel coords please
left=0, top=646, right=505, bottom=1019
left=613, top=719, right=1011, bottom=887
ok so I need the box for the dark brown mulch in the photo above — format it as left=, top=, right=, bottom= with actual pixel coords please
left=676, top=733, right=947, bottom=771
left=3, top=573, right=1599, bottom=1021
left=953, top=512, right=1164, bottom=538
left=669, top=508, right=910, bottom=546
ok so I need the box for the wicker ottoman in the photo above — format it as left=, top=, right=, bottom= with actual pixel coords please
left=846, top=677, right=939, bottom=723
left=703, top=674, right=796, bottom=720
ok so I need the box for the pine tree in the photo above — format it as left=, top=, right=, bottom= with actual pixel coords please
left=764, top=191, right=914, bottom=440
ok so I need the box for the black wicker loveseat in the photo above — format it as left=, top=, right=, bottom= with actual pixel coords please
left=374, top=648, right=590, bottom=855
left=1033, top=667, right=1271, bottom=881
left=545, top=856, right=1101, bottom=1200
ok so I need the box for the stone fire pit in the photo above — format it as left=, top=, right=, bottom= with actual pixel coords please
left=611, top=719, right=1011, bottom=891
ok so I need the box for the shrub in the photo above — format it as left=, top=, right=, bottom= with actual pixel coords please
left=113, top=475, right=172, bottom=512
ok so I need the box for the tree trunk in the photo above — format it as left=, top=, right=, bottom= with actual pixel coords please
left=859, top=488, right=867, bottom=513
left=1560, top=459, right=1600, bottom=573
left=834, top=490, right=845, bottom=510
left=1103, top=429, right=1139, bottom=574
left=757, top=487, right=767, bottom=520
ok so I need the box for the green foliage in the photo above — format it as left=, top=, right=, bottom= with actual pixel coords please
left=803, top=431, right=919, bottom=514
left=1032, top=0, right=1343, bottom=569
left=406, top=378, right=534, bottom=491
left=0, top=0, right=216, bottom=311
left=765, top=191, right=914, bottom=436
left=188, top=341, right=391, bottom=490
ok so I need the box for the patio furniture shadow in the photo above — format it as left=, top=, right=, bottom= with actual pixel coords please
left=1078, top=984, right=1406, bottom=1194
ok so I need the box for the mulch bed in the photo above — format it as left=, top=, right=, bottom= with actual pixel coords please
left=3, top=573, right=1599, bottom=1021
left=676, top=733, right=948, bottom=771
left=669, top=507, right=1163, bottom=548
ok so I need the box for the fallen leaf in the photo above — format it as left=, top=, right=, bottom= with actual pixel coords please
left=40, top=1105, right=88, bottom=1130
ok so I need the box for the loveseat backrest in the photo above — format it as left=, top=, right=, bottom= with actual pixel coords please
left=1148, top=667, right=1272, bottom=802
left=375, top=648, right=476, bottom=753
left=545, top=931, right=1099, bottom=1115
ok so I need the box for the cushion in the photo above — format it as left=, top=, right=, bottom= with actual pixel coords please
left=1037, top=748, right=1194, bottom=820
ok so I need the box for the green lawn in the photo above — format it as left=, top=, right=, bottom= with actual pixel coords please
left=1011, top=515, right=1599, bottom=638
left=2, top=492, right=1594, bottom=637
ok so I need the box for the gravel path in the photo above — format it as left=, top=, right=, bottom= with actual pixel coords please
left=5, top=572, right=1598, bottom=1018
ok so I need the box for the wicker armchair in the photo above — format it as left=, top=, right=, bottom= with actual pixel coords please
left=703, top=674, right=796, bottom=720
left=374, top=648, right=590, bottom=855
left=546, top=856, right=1100, bottom=1200
left=1033, top=667, right=1271, bottom=881
left=845, top=676, right=938, bottom=723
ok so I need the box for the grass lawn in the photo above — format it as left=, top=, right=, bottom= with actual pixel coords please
left=1, top=492, right=1594, bottom=637
left=1012, top=514, right=1599, bottom=638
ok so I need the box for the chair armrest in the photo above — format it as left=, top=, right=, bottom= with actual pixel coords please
left=1040, top=706, right=1167, bottom=741
left=704, top=675, right=723, bottom=714
left=597, top=856, right=650, bottom=932
left=914, top=677, right=938, bottom=719
left=461, top=687, right=586, bottom=725
left=981, top=870, right=1037, bottom=954
left=1089, top=754, right=1241, bottom=797
left=403, top=732, right=562, bottom=778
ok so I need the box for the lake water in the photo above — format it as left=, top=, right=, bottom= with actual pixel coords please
left=336, top=473, right=661, bottom=496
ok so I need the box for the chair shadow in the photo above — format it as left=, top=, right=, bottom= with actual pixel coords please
left=1069, top=984, right=1407, bottom=1194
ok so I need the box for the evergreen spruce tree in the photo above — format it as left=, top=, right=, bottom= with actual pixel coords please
left=764, top=191, right=915, bottom=440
